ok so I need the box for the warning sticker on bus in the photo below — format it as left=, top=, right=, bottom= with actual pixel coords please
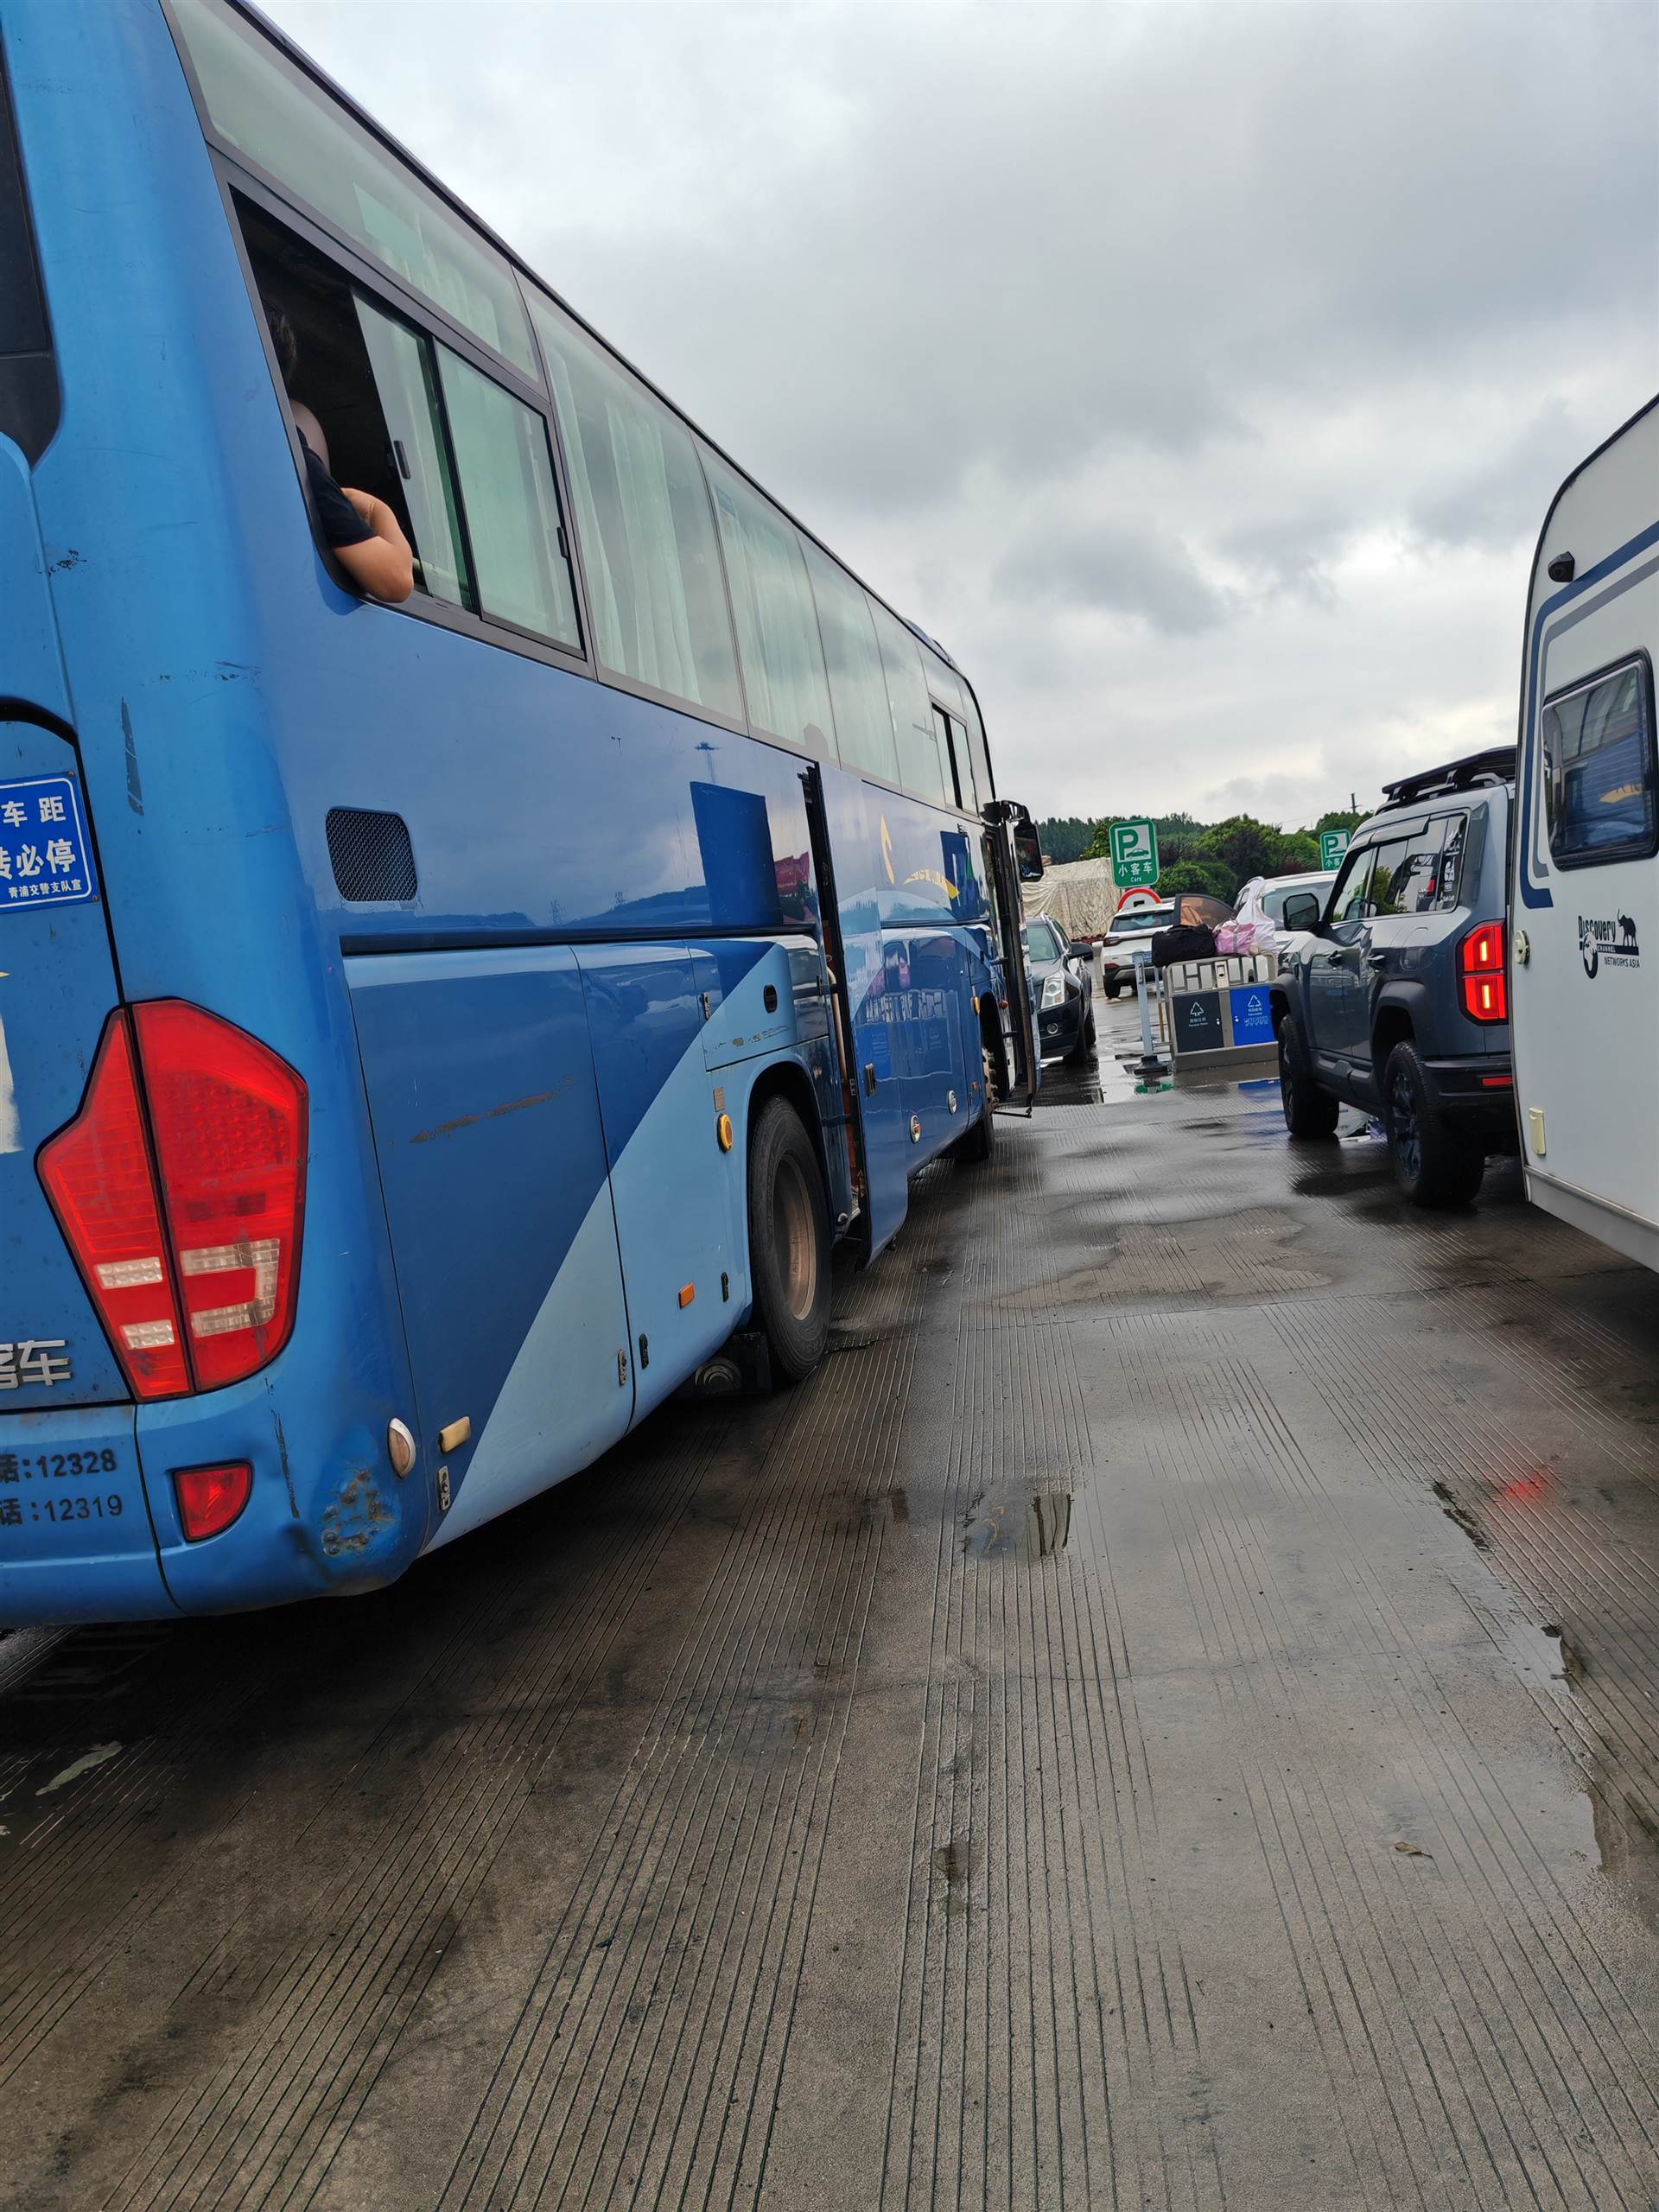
left=0, top=776, right=99, bottom=912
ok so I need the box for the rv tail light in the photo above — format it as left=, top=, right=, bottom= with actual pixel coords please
left=38, top=1014, right=191, bottom=1398
left=174, top=1460, right=252, bottom=1541
left=38, top=1002, right=307, bottom=1397
left=1459, top=921, right=1508, bottom=1024
left=134, top=1002, right=308, bottom=1390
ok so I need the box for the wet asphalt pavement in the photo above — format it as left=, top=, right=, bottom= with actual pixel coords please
left=2, top=993, right=1657, bottom=2211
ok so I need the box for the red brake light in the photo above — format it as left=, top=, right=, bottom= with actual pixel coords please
left=38, top=1014, right=191, bottom=1398
left=175, top=1460, right=252, bottom=1541
left=37, top=1002, right=307, bottom=1398
left=134, top=1002, right=308, bottom=1390
left=1459, top=920, right=1508, bottom=1024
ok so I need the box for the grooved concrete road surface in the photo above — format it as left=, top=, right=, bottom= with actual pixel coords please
left=3, top=998, right=1658, bottom=2212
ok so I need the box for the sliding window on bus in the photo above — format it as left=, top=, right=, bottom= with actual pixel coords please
left=0, top=0, right=1036, bottom=1626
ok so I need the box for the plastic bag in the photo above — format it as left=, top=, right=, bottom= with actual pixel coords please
left=1215, top=920, right=1240, bottom=954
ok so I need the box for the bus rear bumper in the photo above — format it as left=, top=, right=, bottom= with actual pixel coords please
left=0, top=1404, right=179, bottom=1625
left=0, top=1370, right=429, bottom=1626
left=137, top=1369, right=425, bottom=1618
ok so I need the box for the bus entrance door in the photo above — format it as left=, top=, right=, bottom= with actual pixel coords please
left=983, top=802, right=1041, bottom=1109
left=802, top=765, right=902, bottom=1262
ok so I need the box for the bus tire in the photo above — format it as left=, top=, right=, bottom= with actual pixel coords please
left=1382, top=1042, right=1484, bottom=1208
left=1278, top=1012, right=1339, bottom=1138
left=950, top=1038, right=1000, bottom=1163
left=747, top=1095, right=831, bottom=1383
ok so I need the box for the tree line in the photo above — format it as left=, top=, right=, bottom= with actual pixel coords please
left=1035, top=809, right=1363, bottom=904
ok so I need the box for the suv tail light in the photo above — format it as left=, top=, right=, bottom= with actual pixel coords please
left=38, top=1004, right=308, bottom=1399
left=1459, top=920, right=1508, bottom=1023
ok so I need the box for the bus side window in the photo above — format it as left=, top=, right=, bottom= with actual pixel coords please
left=534, top=303, right=742, bottom=721
left=353, top=297, right=471, bottom=610
left=243, top=200, right=420, bottom=589
left=869, top=601, right=947, bottom=806
left=435, top=348, right=582, bottom=650
left=801, top=538, right=897, bottom=784
left=707, top=462, right=837, bottom=760
left=961, top=689, right=995, bottom=807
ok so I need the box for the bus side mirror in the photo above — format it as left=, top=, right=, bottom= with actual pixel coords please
left=1281, top=892, right=1322, bottom=931
left=1014, top=826, right=1044, bottom=881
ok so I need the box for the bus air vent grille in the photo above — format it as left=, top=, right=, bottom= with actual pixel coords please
left=326, top=809, right=418, bottom=902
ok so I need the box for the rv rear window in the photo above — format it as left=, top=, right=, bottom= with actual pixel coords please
left=1541, top=654, right=1657, bottom=870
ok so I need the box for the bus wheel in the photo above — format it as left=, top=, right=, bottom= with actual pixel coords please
left=950, top=1039, right=1000, bottom=1163
left=748, top=1096, right=831, bottom=1383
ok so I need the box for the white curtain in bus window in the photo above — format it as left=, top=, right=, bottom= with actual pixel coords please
left=1542, top=661, right=1656, bottom=866
left=869, top=602, right=948, bottom=805
left=435, top=349, right=580, bottom=647
left=960, top=687, right=994, bottom=806
left=353, top=298, right=470, bottom=609
left=170, top=0, right=537, bottom=378
left=534, top=310, right=741, bottom=718
left=800, top=538, right=899, bottom=784
left=707, top=466, right=836, bottom=757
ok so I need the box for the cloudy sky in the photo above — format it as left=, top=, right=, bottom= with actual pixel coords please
left=266, top=0, right=1658, bottom=830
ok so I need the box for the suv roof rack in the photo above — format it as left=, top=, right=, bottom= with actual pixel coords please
left=1379, top=745, right=1516, bottom=810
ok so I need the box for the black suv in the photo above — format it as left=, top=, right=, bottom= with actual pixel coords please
left=1271, top=747, right=1516, bottom=1205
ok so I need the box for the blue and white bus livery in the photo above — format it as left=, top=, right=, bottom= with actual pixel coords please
left=0, top=0, right=1039, bottom=1624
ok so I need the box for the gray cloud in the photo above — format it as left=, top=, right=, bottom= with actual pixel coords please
left=997, top=517, right=1230, bottom=636
left=268, top=0, right=1659, bottom=826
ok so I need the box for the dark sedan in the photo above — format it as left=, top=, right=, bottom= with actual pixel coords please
left=1023, top=915, right=1096, bottom=1065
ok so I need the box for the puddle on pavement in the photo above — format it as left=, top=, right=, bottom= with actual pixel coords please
left=961, top=1486, right=1073, bottom=1562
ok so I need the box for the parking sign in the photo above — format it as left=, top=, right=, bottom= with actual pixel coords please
left=1109, top=817, right=1160, bottom=889
left=1319, top=830, right=1350, bottom=871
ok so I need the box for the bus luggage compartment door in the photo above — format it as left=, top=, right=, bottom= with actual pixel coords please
left=575, top=944, right=739, bottom=1421
left=346, top=945, right=633, bottom=1548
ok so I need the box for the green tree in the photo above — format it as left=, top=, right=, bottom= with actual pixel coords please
left=1035, top=816, right=1095, bottom=865
left=1160, top=855, right=1235, bottom=903
left=1312, top=807, right=1363, bottom=838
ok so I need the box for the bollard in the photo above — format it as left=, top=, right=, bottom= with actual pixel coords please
left=1132, top=948, right=1167, bottom=1078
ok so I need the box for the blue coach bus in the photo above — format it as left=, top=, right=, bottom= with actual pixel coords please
left=0, top=0, right=1041, bottom=1623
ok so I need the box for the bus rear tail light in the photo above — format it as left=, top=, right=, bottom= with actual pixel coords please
left=38, top=1016, right=191, bottom=1398
left=1459, top=921, right=1508, bottom=1024
left=39, top=1003, right=308, bottom=1398
left=133, top=1002, right=308, bottom=1391
left=174, top=1461, right=252, bottom=1541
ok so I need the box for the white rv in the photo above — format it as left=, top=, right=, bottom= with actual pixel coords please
left=1510, top=394, right=1659, bottom=1265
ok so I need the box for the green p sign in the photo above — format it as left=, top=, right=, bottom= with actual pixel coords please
left=1109, top=817, right=1160, bottom=889
left=1319, top=830, right=1351, bottom=871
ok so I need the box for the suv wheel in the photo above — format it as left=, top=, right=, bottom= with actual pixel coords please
left=1278, top=1012, right=1339, bottom=1138
left=1382, top=1041, right=1484, bottom=1208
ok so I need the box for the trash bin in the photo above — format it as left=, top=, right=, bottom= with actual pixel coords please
left=1159, top=954, right=1278, bottom=1068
